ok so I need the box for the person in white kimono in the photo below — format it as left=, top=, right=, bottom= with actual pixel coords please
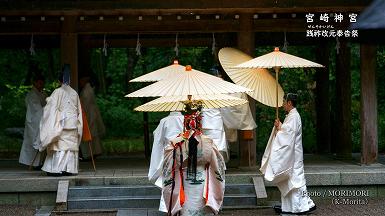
left=260, top=93, right=316, bottom=214
left=220, top=93, right=256, bottom=132
left=148, top=112, right=184, bottom=213
left=219, top=92, right=257, bottom=147
left=79, top=76, right=105, bottom=160
left=39, top=64, right=83, bottom=176
left=161, top=102, right=226, bottom=216
left=203, top=93, right=257, bottom=161
left=19, top=75, right=46, bottom=168
left=202, top=108, right=228, bottom=160
left=149, top=111, right=184, bottom=187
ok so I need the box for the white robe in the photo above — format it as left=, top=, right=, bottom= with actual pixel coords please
left=220, top=93, right=257, bottom=131
left=79, top=83, right=105, bottom=158
left=149, top=112, right=184, bottom=187
left=260, top=108, right=314, bottom=213
left=19, top=87, right=46, bottom=166
left=220, top=93, right=257, bottom=143
left=39, top=85, right=83, bottom=174
left=202, top=98, right=257, bottom=161
left=202, top=109, right=228, bottom=160
left=161, top=134, right=226, bottom=216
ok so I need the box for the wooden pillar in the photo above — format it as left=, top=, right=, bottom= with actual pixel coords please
left=61, top=16, right=78, bottom=91
left=143, top=112, right=150, bottom=160
left=315, top=44, right=331, bottom=154
left=360, top=44, right=378, bottom=165
left=335, top=40, right=352, bottom=159
left=78, top=35, right=92, bottom=78
left=237, top=14, right=256, bottom=167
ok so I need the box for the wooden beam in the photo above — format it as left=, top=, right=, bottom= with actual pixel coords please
left=0, top=32, right=336, bottom=49
left=77, top=20, right=242, bottom=34
left=360, top=44, right=377, bottom=165
left=0, top=18, right=314, bottom=35
left=0, top=0, right=370, bottom=15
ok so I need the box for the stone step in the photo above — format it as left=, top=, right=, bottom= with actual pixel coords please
left=68, top=195, right=160, bottom=209
left=67, top=194, right=257, bottom=210
left=68, top=184, right=256, bottom=198
left=68, top=185, right=161, bottom=198
left=56, top=206, right=265, bottom=216
left=223, top=194, right=257, bottom=206
left=116, top=208, right=165, bottom=216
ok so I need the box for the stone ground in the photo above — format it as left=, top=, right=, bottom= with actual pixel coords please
left=2, top=199, right=385, bottom=216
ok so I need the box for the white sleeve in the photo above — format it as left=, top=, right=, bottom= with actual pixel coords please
left=148, top=121, right=165, bottom=182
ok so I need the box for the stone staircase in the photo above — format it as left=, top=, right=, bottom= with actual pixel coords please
left=67, top=184, right=259, bottom=210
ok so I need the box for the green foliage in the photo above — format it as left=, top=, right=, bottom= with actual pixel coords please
left=0, top=85, right=29, bottom=129
left=0, top=49, right=29, bottom=87
left=0, top=48, right=61, bottom=130
left=102, top=137, right=144, bottom=154
left=0, top=131, right=23, bottom=158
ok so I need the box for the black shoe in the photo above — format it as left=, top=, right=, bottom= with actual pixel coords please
left=288, top=205, right=317, bottom=215
left=273, top=205, right=282, bottom=214
left=62, top=171, right=75, bottom=176
left=46, top=172, right=62, bottom=177
left=309, top=205, right=317, bottom=212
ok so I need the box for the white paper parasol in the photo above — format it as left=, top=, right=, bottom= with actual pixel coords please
left=235, top=47, right=324, bottom=119
left=125, top=65, right=251, bottom=98
left=219, top=47, right=284, bottom=107
left=134, top=94, right=248, bottom=112
left=129, top=60, right=185, bottom=82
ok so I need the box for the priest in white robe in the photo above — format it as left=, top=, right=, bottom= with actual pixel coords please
left=149, top=111, right=184, bottom=187
left=202, top=108, right=228, bottom=160
left=220, top=93, right=256, bottom=131
left=260, top=93, right=316, bottom=214
left=39, top=64, right=83, bottom=176
left=19, top=75, right=46, bottom=168
left=148, top=112, right=184, bottom=212
left=203, top=93, right=257, bottom=161
left=219, top=92, right=257, bottom=143
left=79, top=77, right=105, bottom=160
left=161, top=102, right=226, bottom=216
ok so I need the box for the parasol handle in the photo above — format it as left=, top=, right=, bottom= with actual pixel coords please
left=274, top=67, right=280, bottom=120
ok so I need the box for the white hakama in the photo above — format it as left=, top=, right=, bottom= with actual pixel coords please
left=42, top=129, right=80, bottom=174
left=42, top=150, right=79, bottom=174
left=281, top=185, right=315, bottom=213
